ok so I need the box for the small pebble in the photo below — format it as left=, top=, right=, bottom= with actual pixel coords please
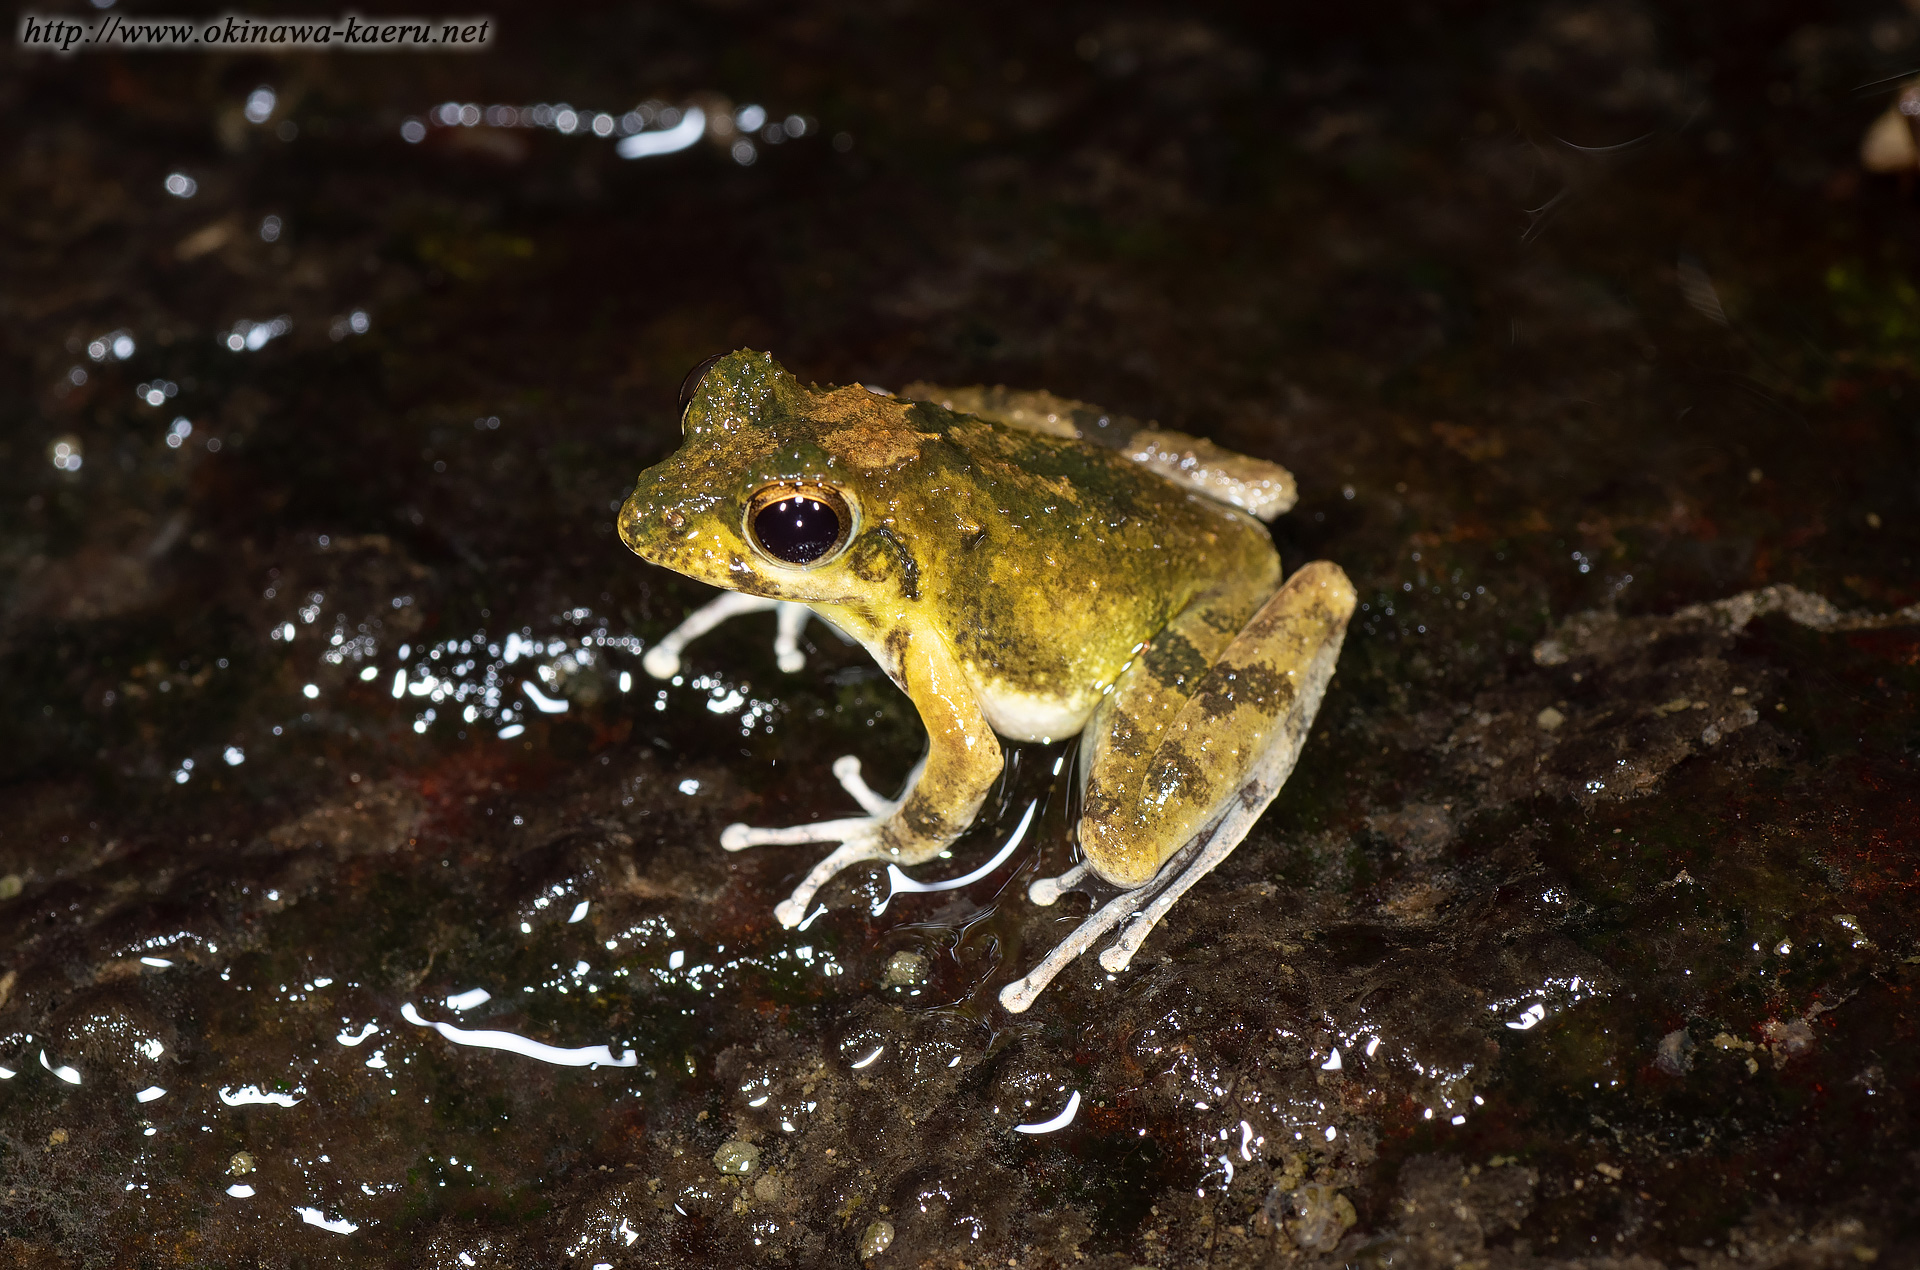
left=0, top=875, right=21, bottom=900
left=880, top=950, right=928, bottom=989
left=228, top=1151, right=256, bottom=1175
left=712, top=1140, right=759, bottom=1174
left=1287, top=1183, right=1356, bottom=1252
left=1535, top=706, right=1565, bottom=732
left=859, top=1218, right=895, bottom=1259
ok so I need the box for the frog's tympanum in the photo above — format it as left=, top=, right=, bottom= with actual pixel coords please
left=619, top=351, right=1355, bottom=1011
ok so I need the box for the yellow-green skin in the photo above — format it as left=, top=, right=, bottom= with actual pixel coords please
left=619, top=350, right=1352, bottom=891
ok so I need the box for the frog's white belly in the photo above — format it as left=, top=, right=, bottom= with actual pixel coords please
left=971, top=679, right=1096, bottom=745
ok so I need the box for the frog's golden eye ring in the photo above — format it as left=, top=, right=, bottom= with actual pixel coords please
left=744, top=483, right=855, bottom=567
left=678, top=353, right=724, bottom=419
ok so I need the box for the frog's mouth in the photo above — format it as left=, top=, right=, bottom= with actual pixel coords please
left=615, top=491, right=706, bottom=573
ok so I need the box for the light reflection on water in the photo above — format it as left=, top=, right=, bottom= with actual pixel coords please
left=219, top=1084, right=302, bottom=1107
left=872, top=800, right=1036, bottom=915
left=1012, top=1089, right=1079, bottom=1134
left=397, top=93, right=819, bottom=169
left=163, top=596, right=806, bottom=784
left=294, top=1206, right=359, bottom=1234
left=399, top=1003, right=636, bottom=1069
left=615, top=105, right=706, bottom=159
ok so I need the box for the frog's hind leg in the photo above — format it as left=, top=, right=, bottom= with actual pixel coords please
left=643, top=592, right=812, bottom=679
left=1000, top=790, right=1272, bottom=1012
left=1000, top=561, right=1355, bottom=1013
left=1000, top=835, right=1203, bottom=1013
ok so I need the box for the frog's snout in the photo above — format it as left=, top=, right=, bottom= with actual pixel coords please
left=616, top=494, right=662, bottom=558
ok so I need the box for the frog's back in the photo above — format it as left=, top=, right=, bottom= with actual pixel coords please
left=867, top=408, right=1279, bottom=744
left=901, top=382, right=1298, bottom=522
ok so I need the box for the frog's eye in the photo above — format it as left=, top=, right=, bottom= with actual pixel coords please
left=746, top=484, right=853, bottom=567
left=678, top=353, right=725, bottom=418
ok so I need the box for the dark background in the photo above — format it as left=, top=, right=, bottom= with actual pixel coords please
left=1, top=2, right=1917, bottom=1266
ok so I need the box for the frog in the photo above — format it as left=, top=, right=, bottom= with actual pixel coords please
left=618, top=350, right=1355, bottom=1012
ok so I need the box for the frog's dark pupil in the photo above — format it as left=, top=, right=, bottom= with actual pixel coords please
left=754, top=497, right=841, bottom=564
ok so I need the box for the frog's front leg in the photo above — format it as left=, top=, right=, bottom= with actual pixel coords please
left=643, top=591, right=813, bottom=679
left=1000, top=560, right=1356, bottom=1012
left=720, top=625, right=1003, bottom=928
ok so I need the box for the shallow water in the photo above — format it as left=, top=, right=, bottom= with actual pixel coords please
left=2, top=3, right=1917, bottom=1266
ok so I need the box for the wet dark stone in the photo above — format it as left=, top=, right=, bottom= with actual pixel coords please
left=3, top=3, right=1918, bottom=1267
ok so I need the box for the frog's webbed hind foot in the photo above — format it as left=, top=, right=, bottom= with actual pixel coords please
left=998, top=780, right=1274, bottom=1014
left=720, top=755, right=917, bottom=928
left=644, top=592, right=812, bottom=679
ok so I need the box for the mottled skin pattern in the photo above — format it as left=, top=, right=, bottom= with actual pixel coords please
left=619, top=349, right=1354, bottom=913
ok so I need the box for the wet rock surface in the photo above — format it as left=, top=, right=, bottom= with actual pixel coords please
left=2, top=3, right=1917, bottom=1266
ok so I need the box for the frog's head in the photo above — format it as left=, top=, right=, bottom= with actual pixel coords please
left=619, top=350, right=932, bottom=610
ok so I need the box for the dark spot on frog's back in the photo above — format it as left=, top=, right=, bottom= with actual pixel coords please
left=1103, top=710, right=1145, bottom=759
left=1080, top=780, right=1123, bottom=823
left=1149, top=744, right=1212, bottom=808
left=1199, top=605, right=1245, bottom=635
left=1143, top=631, right=1208, bottom=691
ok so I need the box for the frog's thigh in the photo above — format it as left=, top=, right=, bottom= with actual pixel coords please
left=1074, top=571, right=1269, bottom=875
left=1078, top=596, right=1241, bottom=853
left=1078, top=560, right=1356, bottom=888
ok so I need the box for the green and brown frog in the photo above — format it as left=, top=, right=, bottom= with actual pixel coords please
left=619, top=350, right=1354, bottom=1011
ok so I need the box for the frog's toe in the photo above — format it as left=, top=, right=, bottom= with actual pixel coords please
left=1027, top=861, right=1091, bottom=907
left=831, top=755, right=901, bottom=817
left=770, top=830, right=889, bottom=928
left=998, top=887, right=1141, bottom=1013
left=772, top=601, right=811, bottom=674
left=644, top=591, right=784, bottom=681
left=1003, top=787, right=1279, bottom=1010
left=720, top=814, right=878, bottom=852
left=1000, top=864, right=1190, bottom=1012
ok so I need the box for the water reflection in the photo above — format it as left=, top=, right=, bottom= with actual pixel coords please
left=615, top=105, right=706, bottom=159
left=294, top=1206, right=359, bottom=1234
left=224, top=316, right=290, bottom=352
left=335, top=1022, right=377, bottom=1046
left=395, top=93, right=817, bottom=168
left=399, top=1002, right=637, bottom=1069
left=86, top=330, right=135, bottom=362
left=39, top=1051, right=80, bottom=1084
left=871, top=800, right=1035, bottom=915
left=218, top=1084, right=302, bottom=1107
left=1012, top=1089, right=1079, bottom=1134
